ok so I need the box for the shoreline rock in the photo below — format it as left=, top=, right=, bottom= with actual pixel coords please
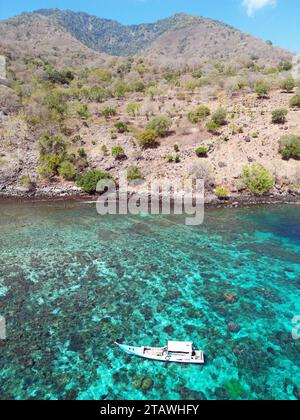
left=0, top=185, right=299, bottom=209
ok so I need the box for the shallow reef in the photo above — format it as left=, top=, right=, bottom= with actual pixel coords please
left=0, top=202, right=299, bottom=400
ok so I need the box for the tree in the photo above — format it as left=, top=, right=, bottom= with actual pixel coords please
left=281, top=77, right=295, bottom=93
left=76, top=170, right=112, bottom=193
left=272, top=109, right=288, bottom=124
left=241, top=164, right=274, bottom=194
left=279, top=135, right=300, bottom=160
left=146, top=115, right=172, bottom=137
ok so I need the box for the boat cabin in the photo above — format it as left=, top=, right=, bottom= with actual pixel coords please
left=167, top=341, right=193, bottom=354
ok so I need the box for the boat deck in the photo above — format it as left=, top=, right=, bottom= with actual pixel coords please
left=143, top=347, right=166, bottom=357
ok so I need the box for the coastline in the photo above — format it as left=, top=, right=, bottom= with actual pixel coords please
left=0, top=185, right=299, bottom=209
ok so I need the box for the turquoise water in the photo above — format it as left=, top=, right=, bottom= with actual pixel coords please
left=0, top=201, right=299, bottom=400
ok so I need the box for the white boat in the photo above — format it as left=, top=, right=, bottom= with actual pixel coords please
left=116, top=340, right=205, bottom=364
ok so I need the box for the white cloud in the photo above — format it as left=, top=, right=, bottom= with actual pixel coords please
left=243, top=0, right=277, bottom=16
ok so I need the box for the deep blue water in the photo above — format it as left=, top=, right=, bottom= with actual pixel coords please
left=0, top=201, right=299, bottom=400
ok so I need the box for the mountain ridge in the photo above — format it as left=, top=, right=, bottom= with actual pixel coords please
left=33, top=9, right=206, bottom=56
left=27, top=8, right=292, bottom=62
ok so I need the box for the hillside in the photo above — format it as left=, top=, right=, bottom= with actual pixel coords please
left=34, top=9, right=292, bottom=64
left=0, top=13, right=107, bottom=68
left=0, top=10, right=299, bottom=201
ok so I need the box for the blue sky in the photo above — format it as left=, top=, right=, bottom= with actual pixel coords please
left=0, top=0, right=299, bottom=52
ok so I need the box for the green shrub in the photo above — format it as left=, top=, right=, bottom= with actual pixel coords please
left=76, top=170, right=112, bottom=193
left=126, top=102, right=140, bottom=117
left=18, top=175, right=35, bottom=189
left=165, top=154, right=174, bottom=163
left=72, top=135, right=82, bottom=144
left=146, top=115, right=172, bottom=137
left=175, top=154, right=181, bottom=163
left=39, top=134, right=66, bottom=156
left=59, top=161, right=76, bottom=180
left=101, top=107, right=117, bottom=120
left=255, top=80, right=270, bottom=98
left=45, top=66, right=74, bottom=85
left=88, top=85, right=107, bottom=103
left=127, top=166, right=143, bottom=181
left=290, top=94, right=300, bottom=108
left=113, top=80, right=128, bottom=98
left=174, top=144, right=180, bottom=153
left=164, top=72, right=178, bottom=83
left=101, top=145, right=109, bottom=155
left=196, top=146, right=208, bottom=157
left=279, top=135, right=300, bottom=160
left=114, top=121, right=128, bottom=133
left=78, top=148, right=87, bottom=159
left=272, top=108, right=288, bottom=124
left=111, top=146, right=126, bottom=160
left=77, top=104, right=89, bottom=119
left=241, top=164, right=274, bottom=194
left=212, top=108, right=227, bottom=126
left=281, top=77, right=296, bottom=93
left=279, top=61, right=293, bottom=72
left=192, top=69, right=203, bottom=79
left=187, top=106, right=210, bottom=123
left=215, top=186, right=230, bottom=199
left=37, top=165, right=53, bottom=180
left=185, top=79, right=201, bottom=92
left=43, top=93, right=68, bottom=119
left=137, top=129, right=158, bottom=148
left=206, top=121, right=220, bottom=134
left=39, top=153, right=64, bottom=175
left=131, top=80, right=145, bottom=93
left=95, top=68, right=111, bottom=82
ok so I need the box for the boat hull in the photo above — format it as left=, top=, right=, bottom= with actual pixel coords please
left=116, top=343, right=205, bottom=364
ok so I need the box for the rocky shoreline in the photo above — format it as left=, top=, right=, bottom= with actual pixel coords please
left=0, top=184, right=299, bottom=208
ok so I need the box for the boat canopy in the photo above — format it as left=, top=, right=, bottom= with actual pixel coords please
left=167, top=341, right=193, bottom=353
